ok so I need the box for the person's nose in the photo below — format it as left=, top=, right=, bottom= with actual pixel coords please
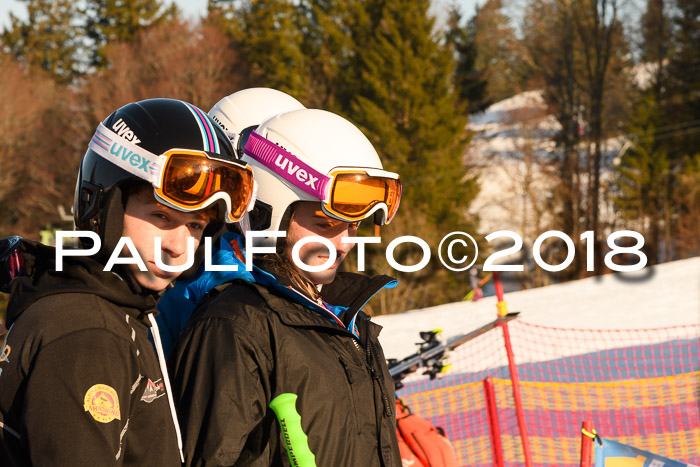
left=159, top=225, right=191, bottom=260
left=336, top=224, right=358, bottom=256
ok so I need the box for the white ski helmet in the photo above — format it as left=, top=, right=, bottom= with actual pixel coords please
left=209, top=88, right=305, bottom=156
left=241, top=109, right=402, bottom=246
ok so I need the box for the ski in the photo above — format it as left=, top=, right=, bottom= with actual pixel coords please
left=388, top=312, right=520, bottom=387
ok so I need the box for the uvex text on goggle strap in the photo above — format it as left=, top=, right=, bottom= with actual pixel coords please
left=243, top=130, right=402, bottom=225
left=88, top=123, right=255, bottom=223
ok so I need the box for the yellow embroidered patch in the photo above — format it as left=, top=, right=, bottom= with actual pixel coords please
left=83, top=384, right=121, bottom=423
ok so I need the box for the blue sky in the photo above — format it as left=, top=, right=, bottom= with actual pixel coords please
left=1, top=0, right=484, bottom=30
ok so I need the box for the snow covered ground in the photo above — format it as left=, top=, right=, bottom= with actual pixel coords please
left=464, top=90, right=625, bottom=242
left=374, top=257, right=700, bottom=363
left=382, top=87, right=697, bottom=372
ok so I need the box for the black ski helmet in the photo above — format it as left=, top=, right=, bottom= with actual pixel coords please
left=74, top=98, right=238, bottom=276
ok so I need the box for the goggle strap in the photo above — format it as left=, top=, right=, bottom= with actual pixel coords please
left=89, top=124, right=256, bottom=223
left=243, top=131, right=331, bottom=201
left=333, top=166, right=399, bottom=180
left=321, top=202, right=390, bottom=224
left=88, top=123, right=164, bottom=187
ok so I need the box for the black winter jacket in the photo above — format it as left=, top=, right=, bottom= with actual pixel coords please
left=0, top=240, right=182, bottom=466
left=169, top=270, right=402, bottom=467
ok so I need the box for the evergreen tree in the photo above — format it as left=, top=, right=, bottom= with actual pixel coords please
left=82, top=0, right=177, bottom=71
left=297, top=0, right=357, bottom=109
left=445, top=5, right=489, bottom=114
left=2, top=0, right=176, bottom=80
left=345, top=0, right=479, bottom=311
left=664, top=0, right=700, bottom=163
left=651, top=0, right=700, bottom=261
left=350, top=0, right=475, bottom=224
left=2, top=0, right=81, bottom=83
left=614, top=92, right=671, bottom=263
left=640, top=0, right=671, bottom=101
left=211, top=0, right=308, bottom=97
left=470, top=0, right=525, bottom=104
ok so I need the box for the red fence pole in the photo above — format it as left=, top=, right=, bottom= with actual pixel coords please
left=493, top=271, right=534, bottom=467
left=484, top=377, right=505, bottom=467
left=580, top=421, right=594, bottom=467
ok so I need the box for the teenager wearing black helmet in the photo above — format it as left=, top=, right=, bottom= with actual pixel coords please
left=167, top=109, right=403, bottom=466
left=0, top=98, right=255, bottom=466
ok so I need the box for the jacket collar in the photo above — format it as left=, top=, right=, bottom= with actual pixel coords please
left=246, top=248, right=397, bottom=338
left=6, top=239, right=159, bottom=327
left=249, top=277, right=390, bottom=342
left=179, top=232, right=398, bottom=337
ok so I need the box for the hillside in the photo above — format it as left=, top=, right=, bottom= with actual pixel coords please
left=374, top=256, right=700, bottom=362
left=464, top=90, right=625, bottom=243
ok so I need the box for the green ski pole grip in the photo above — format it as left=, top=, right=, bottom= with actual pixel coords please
left=269, top=393, right=316, bottom=467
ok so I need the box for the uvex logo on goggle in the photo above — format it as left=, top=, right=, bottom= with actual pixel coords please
left=91, top=127, right=159, bottom=176
left=244, top=131, right=330, bottom=200
left=274, top=154, right=320, bottom=190
left=109, top=143, right=159, bottom=175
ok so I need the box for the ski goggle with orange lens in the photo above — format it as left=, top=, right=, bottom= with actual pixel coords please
left=323, top=169, right=401, bottom=224
left=89, top=123, right=255, bottom=223
left=243, top=130, right=402, bottom=225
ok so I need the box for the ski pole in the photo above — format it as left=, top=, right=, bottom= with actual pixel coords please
left=269, top=393, right=316, bottom=467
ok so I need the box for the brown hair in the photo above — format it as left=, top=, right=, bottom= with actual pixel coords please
left=255, top=253, right=322, bottom=302
left=255, top=202, right=322, bottom=302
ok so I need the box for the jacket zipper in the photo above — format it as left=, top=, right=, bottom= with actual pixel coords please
left=338, top=356, right=361, bottom=435
left=299, top=310, right=393, bottom=419
left=359, top=317, right=392, bottom=419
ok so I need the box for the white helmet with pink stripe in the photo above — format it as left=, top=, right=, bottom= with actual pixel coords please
left=240, top=109, right=402, bottom=247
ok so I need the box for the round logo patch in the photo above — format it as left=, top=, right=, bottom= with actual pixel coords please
left=83, top=384, right=121, bottom=423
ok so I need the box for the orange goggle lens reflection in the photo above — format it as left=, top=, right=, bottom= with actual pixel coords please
left=158, top=151, right=254, bottom=222
left=328, top=173, right=401, bottom=223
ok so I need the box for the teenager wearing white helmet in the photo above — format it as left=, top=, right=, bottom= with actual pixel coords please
left=155, top=88, right=306, bottom=357
left=168, top=108, right=403, bottom=466
left=241, top=108, right=400, bottom=240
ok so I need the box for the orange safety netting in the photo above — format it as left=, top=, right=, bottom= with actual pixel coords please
left=397, top=321, right=700, bottom=466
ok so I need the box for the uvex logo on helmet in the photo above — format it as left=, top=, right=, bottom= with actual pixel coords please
left=112, top=118, right=142, bottom=145
left=274, top=154, right=320, bottom=190
left=211, top=115, right=229, bottom=132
